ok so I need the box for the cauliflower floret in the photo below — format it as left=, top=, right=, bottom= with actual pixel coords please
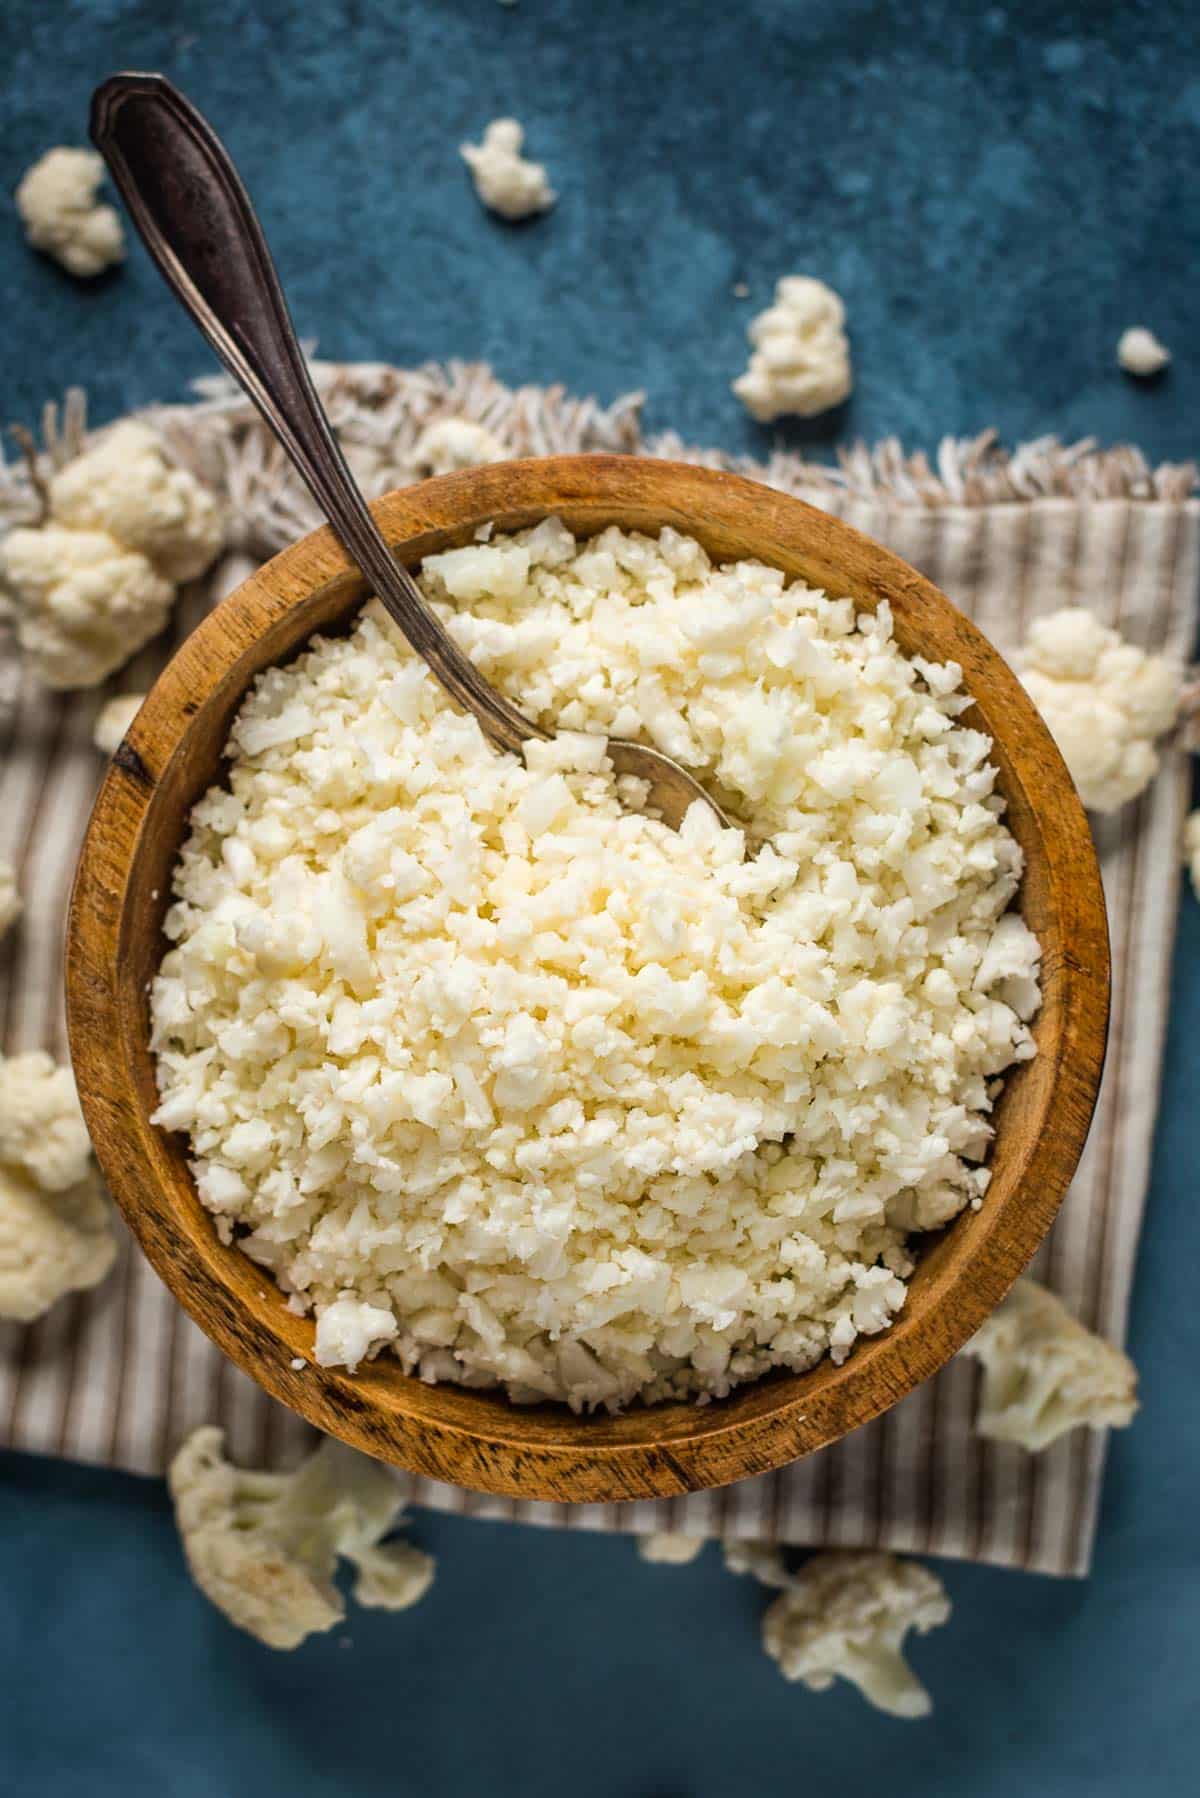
left=14, top=147, right=125, bottom=278
left=722, top=1538, right=792, bottom=1588
left=460, top=118, right=556, bottom=221
left=1, top=524, right=174, bottom=690
left=0, top=1051, right=93, bottom=1192
left=762, top=1552, right=950, bottom=1718
left=636, top=1532, right=705, bottom=1565
left=0, top=859, right=20, bottom=941
left=733, top=276, right=853, bottom=422
left=49, top=422, right=224, bottom=583
left=168, top=1427, right=434, bottom=1649
left=92, top=692, right=145, bottom=756
left=1018, top=606, right=1180, bottom=812
left=411, top=417, right=506, bottom=477
left=1117, top=327, right=1170, bottom=378
left=961, top=1277, right=1138, bottom=1452
left=0, top=1161, right=116, bottom=1322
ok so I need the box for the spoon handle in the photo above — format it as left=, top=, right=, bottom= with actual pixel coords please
left=90, top=72, right=543, bottom=757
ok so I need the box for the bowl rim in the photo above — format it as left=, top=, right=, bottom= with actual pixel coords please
left=66, top=455, right=1110, bottom=1502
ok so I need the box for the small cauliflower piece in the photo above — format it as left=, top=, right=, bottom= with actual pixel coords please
left=1184, top=811, right=1200, bottom=902
left=49, top=422, right=224, bottom=583
left=93, top=692, right=145, bottom=756
left=1117, top=327, right=1170, bottom=378
left=460, top=118, right=556, bottom=220
left=1018, top=606, right=1180, bottom=812
left=0, top=1161, right=116, bottom=1322
left=733, top=276, right=852, bottom=422
left=411, top=417, right=506, bottom=476
left=763, top=1551, right=950, bottom=1718
left=636, top=1532, right=705, bottom=1565
left=15, top=147, right=125, bottom=278
left=168, top=1426, right=434, bottom=1649
left=962, top=1277, right=1138, bottom=1452
left=0, top=859, right=21, bottom=941
left=0, top=1051, right=93, bottom=1193
left=722, top=1538, right=792, bottom=1588
left=1, top=524, right=174, bottom=690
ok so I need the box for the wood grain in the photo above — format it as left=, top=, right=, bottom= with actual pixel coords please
left=65, top=457, right=1110, bottom=1503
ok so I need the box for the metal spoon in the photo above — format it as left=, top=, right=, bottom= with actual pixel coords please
left=89, top=72, right=725, bottom=830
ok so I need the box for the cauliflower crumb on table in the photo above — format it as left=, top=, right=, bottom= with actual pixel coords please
left=14, top=146, right=125, bottom=278
left=459, top=118, right=556, bottom=220
left=1017, top=605, right=1180, bottom=813
left=1117, top=326, right=1171, bottom=378
left=150, top=518, right=1041, bottom=1413
left=637, top=1532, right=706, bottom=1565
left=168, top=1426, right=434, bottom=1650
left=1, top=421, right=223, bottom=689
left=733, top=276, right=853, bottom=422
left=961, top=1277, right=1138, bottom=1452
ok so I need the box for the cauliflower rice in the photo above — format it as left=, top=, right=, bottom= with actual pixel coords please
left=150, top=519, right=1040, bottom=1410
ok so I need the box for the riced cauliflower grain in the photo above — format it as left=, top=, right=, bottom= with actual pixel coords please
left=762, top=1551, right=950, bottom=1718
left=15, top=147, right=125, bottom=278
left=151, top=521, right=1039, bottom=1411
left=460, top=118, right=556, bottom=220
left=637, top=1532, right=706, bottom=1565
left=961, top=1277, right=1138, bottom=1452
left=733, top=277, right=853, bottom=422
left=169, top=1427, right=434, bottom=1649
left=93, top=692, right=145, bottom=756
left=1018, top=606, right=1180, bottom=813
left=0, top=860, right=21, bottom=941
left=411, top=417, right=506, bottom=476
left=1117, top=326, right=1170, bottom=378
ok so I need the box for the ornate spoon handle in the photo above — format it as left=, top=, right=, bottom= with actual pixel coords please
left=90, top=71, right=544, bottom=756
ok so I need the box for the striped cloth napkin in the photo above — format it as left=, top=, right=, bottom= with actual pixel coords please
left=1, top=363, right=1195, bottom=1576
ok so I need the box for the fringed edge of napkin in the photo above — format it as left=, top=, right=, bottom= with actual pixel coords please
left=1, top=361, right=1195, bottom=558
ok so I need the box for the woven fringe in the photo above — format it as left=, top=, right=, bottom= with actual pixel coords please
left=2, top=362, right=1196, bottom=552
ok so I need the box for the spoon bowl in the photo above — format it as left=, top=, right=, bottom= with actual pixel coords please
left=66, top=454, right=1110, bottom=1503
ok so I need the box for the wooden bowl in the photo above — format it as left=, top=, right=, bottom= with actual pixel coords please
left=66, top=457, right=1109, bottom=1502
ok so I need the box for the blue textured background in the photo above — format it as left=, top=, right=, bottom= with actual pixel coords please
left=2, top=2, right=1198, bottom=1793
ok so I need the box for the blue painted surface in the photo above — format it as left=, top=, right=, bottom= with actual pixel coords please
left=1, top=1, right=1198, bottom=1792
